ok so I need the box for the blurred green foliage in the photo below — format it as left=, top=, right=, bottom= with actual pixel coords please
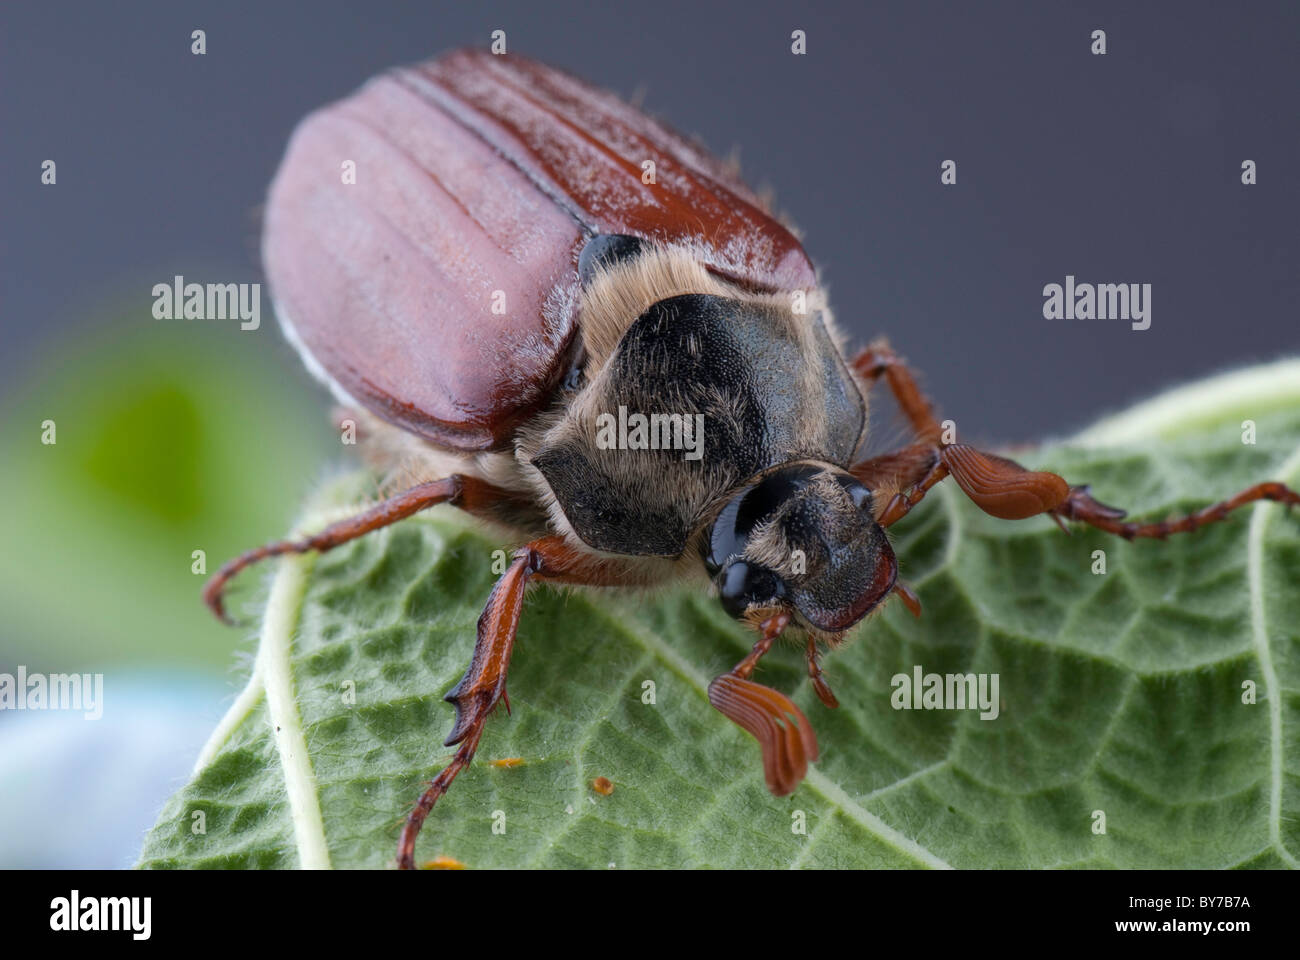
left=0, top=310, right=336, bottom=671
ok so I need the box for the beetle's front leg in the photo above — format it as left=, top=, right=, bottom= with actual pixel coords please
left=863, top=439, right=1300, bottom=537
left=850, top=343, right=1116, bottom=527
left=850, top=342, right=1300, bottom=538
left=396, top=535, right=623, bottom=870
left=932, top=443, right=1300, bottom=539
left=851, top=339, right=944, bottom=445
left=805, top=634, right=839, bottom=709
left=708, top=612, right=819, bottom=797
left=850, top=341, right=1066, bottom=522
left=1053, top=478, right=1299, bottom=539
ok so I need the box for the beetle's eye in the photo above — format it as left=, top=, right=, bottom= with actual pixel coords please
left=718, top=561, right=786, bottom=619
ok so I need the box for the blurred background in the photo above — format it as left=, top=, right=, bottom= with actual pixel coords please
left=1, top=1, right=1296, bottom=867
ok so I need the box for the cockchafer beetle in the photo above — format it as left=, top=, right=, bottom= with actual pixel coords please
left=204, top=49, right=1300, bottom=869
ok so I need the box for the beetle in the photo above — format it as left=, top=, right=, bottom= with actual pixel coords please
left=204, top=49, right=1300, bottom=869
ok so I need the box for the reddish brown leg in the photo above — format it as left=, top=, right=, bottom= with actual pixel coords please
left=1053, top=479, right=1299, bottom=539
left=919, top=442, right=1299, bottom=539
left=849, top=443, right=932, bottom=615
left=849, top=343, right=953, bottom=527
left=874, top=455, right=950, bottom=527
left=708, top=612, right=818, bottom=797
left=849, top=342, right=1300, bottom=540
left=849, top=442, right=939, bottom=492
left=891, top=580, right=923, bottom=618
left=396, top=535, right=626, bottom=870
left=805, top=635, right=839, bottom=709
left=202, top=475, right=515, bottom=623
left=853, top=339, right=943, bottom=445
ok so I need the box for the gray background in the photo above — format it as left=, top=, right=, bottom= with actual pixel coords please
left=3, top=0, right=1298, bottom=442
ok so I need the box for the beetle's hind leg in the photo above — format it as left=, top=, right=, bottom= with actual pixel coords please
left=708, top=612, right=818, bottom=797
left=202, top=475, right=517, bottom=623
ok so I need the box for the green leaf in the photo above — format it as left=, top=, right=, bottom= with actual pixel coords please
left=138, top=360, right=1300, bottom=869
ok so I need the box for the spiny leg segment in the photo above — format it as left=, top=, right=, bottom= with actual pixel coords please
left=396, top=535, right=626, bottom=869
left=202, top=474, right=515, bottom=623
left=849, top=340, right=1299, bottom=536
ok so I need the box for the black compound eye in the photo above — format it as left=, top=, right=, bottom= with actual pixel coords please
left=718, top=561, right=786, bottom=620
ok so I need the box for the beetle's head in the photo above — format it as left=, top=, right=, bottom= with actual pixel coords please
left=704, top=461, right=897, bottom=637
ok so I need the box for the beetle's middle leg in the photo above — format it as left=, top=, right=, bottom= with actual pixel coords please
left=396, top=534, right=627, bottom=870
left=850, top=341, right=1300, bottom=537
